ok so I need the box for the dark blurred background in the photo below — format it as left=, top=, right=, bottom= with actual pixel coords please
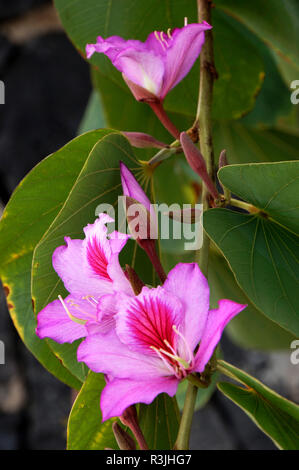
left=0, top=0, right=296, bottom=450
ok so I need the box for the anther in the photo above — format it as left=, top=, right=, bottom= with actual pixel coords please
left=58, top=295, right=87, bottom=325
left=160, top=31, right=169, bottom=48
left=154, top=31, right=166, bottom=51
left=167, top=28, right=173, bottom=40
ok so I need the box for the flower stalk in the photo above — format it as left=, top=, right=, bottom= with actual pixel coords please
left=148, top=101, right=181, bottom=139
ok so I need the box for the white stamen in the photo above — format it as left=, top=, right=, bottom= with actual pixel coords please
left=173, top=325, right=194, bottom=367
left=82, top=295, right=98, bottom=306
left=184, top=17, right=188, bottom=26
left=154, top=30, right=166, bottom=51
left=159, top=347, right=190, bottom=370
left=167, top=28, right=173, bottom=40
left=163, top=339, right=177, bottom=356
left=160, top=31, right=169, bottom=48
left=150, top=346, right=180, bottom=378
left=58, top=295, right=87, bottom=325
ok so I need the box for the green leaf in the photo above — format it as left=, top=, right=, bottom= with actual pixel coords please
left=78, top=90, right=106, bottom=134
left=138, top=395, right=180, bottom=450
left=204, top=161, right=299, bottom=336
left=217, top=360, right=299, bottom=450
left=176, top=373, right=218, bottom=412
left=213, top=122, right=299, bottom=164
left=216, top=0, right=299, bottom=78
left=209, top=250, right=296, bottom=350
left=32, top=133, right=153, bottom=379
left=0, top=130, right=112, bottom=388
left=67, top=371, right=117, bottom=450
left=54, top=0, right=264, bottom=122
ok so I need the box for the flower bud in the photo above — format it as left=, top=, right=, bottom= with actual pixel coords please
left=112, top=422, right=136, bottom=450
left=180, top=132, right=219, bottom=200
left=123, top=132, right=169, bottom=149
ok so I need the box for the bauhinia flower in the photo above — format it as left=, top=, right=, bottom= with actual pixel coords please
left=77, top=263, right=247, bottom=420
left=36, top=213, right=133, bottom=343
left=86, top=22, right=211, bottom=103
left=86, top=22, right=212, bottom=139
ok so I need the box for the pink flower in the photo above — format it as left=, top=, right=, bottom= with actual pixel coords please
left=86, top=22, right=212, bottom=103
left=36, top=213, right=132, bottom=344
left=77, top=263, right=246, bottom=420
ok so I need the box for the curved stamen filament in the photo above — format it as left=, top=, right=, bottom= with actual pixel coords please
left=154, top=31, right=166, bottom=51
left=150, top=345, right=180, bottom=378
left=158, top=348, right=190, bottom=370
left=160, top=31, right=169, bottom=48
left=167, top=28, right=173, bottom=40
left=58, top=295, right=87, bottom=325
left=82, top=295, right=98, bottom=307
left=172, top=325, right=194, bottom=367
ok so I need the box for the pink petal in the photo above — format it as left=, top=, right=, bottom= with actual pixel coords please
left=120, top=162, right=151, bottom=212
left=107, top=253, right=133, bottom=295
left=161, top=22, right=212, bottom=98
left=194, top=299, right=247, bottom=372
left=120, top=162, right=158, bottom=239
left=82, top=214, right=114, bottom=281
left=109, top=230, right=131, bottom=254
left=113, top=48, right=164, bottom=97
left=86, top=35, right=144, bottom=61
left=123, top=132, right=168, bottom=149
left=52, top=237, right=112, bottom=297
left=36, top=295, right=97, bottom=343
left=116, top=286, right=184, bottom=356
left=163, top=263, right=210, bottom=351
left=101, top=376, right=179, bottom=421
left=77, top=329, right=166, bottom=379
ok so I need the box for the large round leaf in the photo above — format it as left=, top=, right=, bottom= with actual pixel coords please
left=67, top=371, right=117, bottom=450
left=214, top=122, right=299, bottom=165
left=204, top=161, right=299, bottom=336
left=216, top=0, right=299, bottom=83
left=0, top=130, right=112, bottom=389
left=209, top=250, right=296, bottom=350
left=217, top=360, right=299, bottom=450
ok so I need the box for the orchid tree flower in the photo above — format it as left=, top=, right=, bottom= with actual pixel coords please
left=86, top=22, right=212, bottom=139
left=77, top=263, right=247, bottom=420
left=36, top=213, right=132, bottom=344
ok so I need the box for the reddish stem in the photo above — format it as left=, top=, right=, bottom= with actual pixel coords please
left=139, top=239, right=167, bottom=283
left=148, top=101, right=180, bottom=140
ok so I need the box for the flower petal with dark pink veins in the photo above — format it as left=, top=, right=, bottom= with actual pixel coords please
left=52, top=213, right=130, bottom=297
left=116, top=286, right=184, bottom=356
left=163, top=263, right=210, bottom=351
